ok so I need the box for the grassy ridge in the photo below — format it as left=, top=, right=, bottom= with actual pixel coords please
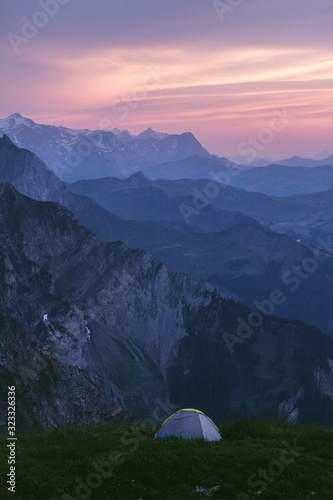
left=0, top=420, right=332, bottom=499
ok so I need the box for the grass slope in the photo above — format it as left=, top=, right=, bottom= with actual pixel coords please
left=0, top=420, right=332, bottom=499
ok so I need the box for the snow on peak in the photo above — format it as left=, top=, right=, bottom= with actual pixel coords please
left=110, top=128, right=122, bottom=135
left=0, top=113, right=33, bottom=128
left=9, top=112, right=23, bottom=119
left=137, top=127, right=169, bottom=140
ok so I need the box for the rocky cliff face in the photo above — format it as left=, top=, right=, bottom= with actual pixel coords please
left=0, top=179, right=212, bottom=425
left=122, top=132, right=211, bottom=165
left=0, top=318, right=123, bottom=431
left=171, top=296, right=333, bottom=426
left=1, top=179, right=333, bottom=429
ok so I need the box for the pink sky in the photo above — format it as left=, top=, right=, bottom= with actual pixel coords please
left=2, top=0, right=332, bottom=160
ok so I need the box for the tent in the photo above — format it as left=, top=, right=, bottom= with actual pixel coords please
left=154, top=408, right=222, bottom=441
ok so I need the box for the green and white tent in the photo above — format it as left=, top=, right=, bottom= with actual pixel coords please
left=154, top=408, right=222, bottom=441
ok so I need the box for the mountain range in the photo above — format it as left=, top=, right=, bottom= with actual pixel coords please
left=1, top=116, right=333, bottom=430
left=2, top=113, right=332, bottom=197
left=225, top=163, right=333, bottom=196
left=1, top=135, right=332, bottom=336
left=1, top=178, right=333, bottom=430
left=248, top=154, right=333, bottom=168
left=0, top=113, right=211, bottom=182
left=139, top=157, right=333, bottom=196
left=67, top=171, right=333, bottom=335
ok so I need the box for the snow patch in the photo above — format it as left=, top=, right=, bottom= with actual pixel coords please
left=313, top=358, right=333, bottom=399
left=278, top=387, right=304, bottom=422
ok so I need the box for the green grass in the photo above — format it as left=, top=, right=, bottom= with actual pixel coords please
left=0, top=419, right=332, bottom=499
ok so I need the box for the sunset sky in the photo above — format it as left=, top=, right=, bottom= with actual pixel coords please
left=1, top=0, right=332, bottom=160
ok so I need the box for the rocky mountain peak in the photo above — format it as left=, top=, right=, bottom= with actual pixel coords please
left=0, top=134, right=15, bottom=146
left=136, top=127, right=168, bottom=140
left=127, top=171, right=152, bottom=186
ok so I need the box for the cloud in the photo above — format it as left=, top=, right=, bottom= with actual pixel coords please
left=1, top=0, right=332, bottom=158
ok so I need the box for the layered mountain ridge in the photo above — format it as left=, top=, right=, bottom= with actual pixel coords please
left=1, top=117, right=333, bottom=430
left=1, top=136, right=332, bottom=336
left=1, top=178, right=333, bottom=429
left=0, top=114, right=211, bottom=182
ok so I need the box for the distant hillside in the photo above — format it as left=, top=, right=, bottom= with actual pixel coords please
left=248, top=154, right=333, bottom=168
left=228, top=164, right=333, bottom=196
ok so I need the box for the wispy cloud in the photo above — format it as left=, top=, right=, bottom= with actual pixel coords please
left=2, top=0, right=332, bottom=158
